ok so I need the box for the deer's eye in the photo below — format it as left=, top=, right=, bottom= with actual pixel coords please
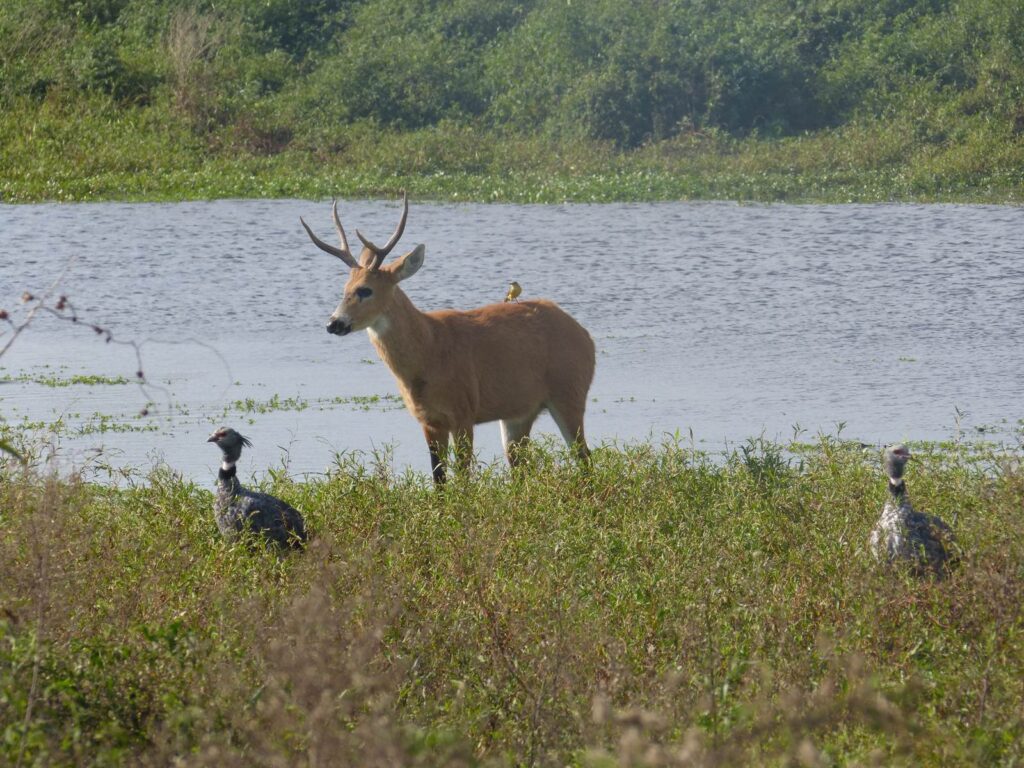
left=355, top=287, right=373, bottom=299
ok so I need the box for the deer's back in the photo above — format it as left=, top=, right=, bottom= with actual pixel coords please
left=425, top=300, right=594, bottom=418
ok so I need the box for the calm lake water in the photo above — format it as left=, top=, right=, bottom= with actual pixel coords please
left=1, top=200, right=1022, bottom=483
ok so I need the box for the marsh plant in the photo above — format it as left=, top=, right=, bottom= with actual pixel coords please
left=1, top=438, right=1023, bottom=765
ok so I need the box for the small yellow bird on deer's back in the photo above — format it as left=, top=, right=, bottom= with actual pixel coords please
left=505, top=281, right=522, bottom=303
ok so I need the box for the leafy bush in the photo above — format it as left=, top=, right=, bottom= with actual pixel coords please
left=1, top=0, right=1022, bottom=196
left=3, top=441, right=1024, bottom=764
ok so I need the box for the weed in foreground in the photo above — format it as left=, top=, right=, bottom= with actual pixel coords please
left=1, top=439, right=1023, bottom=766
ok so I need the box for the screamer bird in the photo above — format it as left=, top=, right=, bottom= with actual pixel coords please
left=207, top=427, right=307, bottom=548
left=868, top=443, right=958, bottom=578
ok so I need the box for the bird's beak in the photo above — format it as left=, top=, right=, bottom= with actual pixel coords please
left=206, top=435, right=218, bottom=443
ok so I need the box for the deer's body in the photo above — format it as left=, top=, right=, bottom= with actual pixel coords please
left=301, top=195, right=595, bottom=484
left=370, top=294, right=594, bottom=445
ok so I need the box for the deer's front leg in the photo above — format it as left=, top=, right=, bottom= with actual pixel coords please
left=423, top=424, right=450, bottom=487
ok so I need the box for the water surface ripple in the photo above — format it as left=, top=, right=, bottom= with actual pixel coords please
left=1, top=200, right=1021, bottom=482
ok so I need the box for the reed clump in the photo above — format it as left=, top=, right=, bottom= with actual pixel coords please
left=1, top=438, right=1022, bottom=766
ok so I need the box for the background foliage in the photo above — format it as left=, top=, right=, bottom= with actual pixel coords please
left=1, top=0, right=1022, bottom=200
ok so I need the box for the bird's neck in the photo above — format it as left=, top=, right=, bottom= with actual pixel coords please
left=218, top=460, right=240, bottom=493
left=888, top=479, right=907, bottom=500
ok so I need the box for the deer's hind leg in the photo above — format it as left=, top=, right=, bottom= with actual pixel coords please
left=547, top=399, right=591, bottom=462
left=500, top=413, right=539, bottom=468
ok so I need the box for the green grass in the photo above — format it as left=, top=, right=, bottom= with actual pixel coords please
left=0, top=372, right=130, bottom=388
left=2, top=98, right=1022, bottom=204
left=2, top=437, right=1023, bottom=765
left=3, top=0, right=1023, bottom=205
left=225, top=393, right=404, bottom=416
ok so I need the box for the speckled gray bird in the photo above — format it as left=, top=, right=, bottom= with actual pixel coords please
left=868, top=444, right=957, bottom=578
left=207, top=426, right=307, bottom=548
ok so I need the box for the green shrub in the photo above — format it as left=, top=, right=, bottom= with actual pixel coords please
left=2, top=440, right=1024, bottom=764
left=1, top=0, right=1022, bottom=200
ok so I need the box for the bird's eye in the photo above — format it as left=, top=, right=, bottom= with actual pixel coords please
left=356, top=287, right=373, bottom=299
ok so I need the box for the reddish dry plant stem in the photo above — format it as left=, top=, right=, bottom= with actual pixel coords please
left=2, top=292, right=153, bottom=414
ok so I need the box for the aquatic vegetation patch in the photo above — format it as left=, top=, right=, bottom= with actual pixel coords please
left=1, top=413, right=160, bottom=442
left=0, top=372, right=130, bottom=387
left=74, top=412, right=160, bottom=436
left=325, top=393, right=405, bottom=411
left=228, top=393, right=311, bottom=415
left=224, top=392, right=405, bottom=415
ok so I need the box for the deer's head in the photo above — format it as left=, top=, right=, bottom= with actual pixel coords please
left=301, top=193, right=424, bottom=336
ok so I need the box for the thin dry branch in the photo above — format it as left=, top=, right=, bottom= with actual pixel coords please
left=1, top=292, right=162, bottom=410
left=0, top=260, right=169, bottom=458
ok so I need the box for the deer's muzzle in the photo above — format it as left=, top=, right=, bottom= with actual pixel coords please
left=327, top=317, right=352, bottom=336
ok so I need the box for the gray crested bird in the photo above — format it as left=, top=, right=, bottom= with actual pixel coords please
left=207, top=427, right=307, bottom=548
left=868, top=444, right=958, bottom=578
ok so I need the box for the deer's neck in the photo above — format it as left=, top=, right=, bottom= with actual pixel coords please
left=367, top=288, right=434, bottom=382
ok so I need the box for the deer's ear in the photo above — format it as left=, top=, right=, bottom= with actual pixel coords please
left=389, top=244, right=425, bottom=282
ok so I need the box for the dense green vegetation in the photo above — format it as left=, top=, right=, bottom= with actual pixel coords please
left=2, top=438, right=1023, bottom=765
left=1, top=0, right=1023, bottom=202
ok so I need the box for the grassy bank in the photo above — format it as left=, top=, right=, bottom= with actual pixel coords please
left=2, top=0, right=1023, bottom=205
left=2, top=97, right=1023, bottom=204
left=2, top=438, right=1023, bottom=765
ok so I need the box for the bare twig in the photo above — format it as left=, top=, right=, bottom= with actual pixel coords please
left=0, top=260, right=174, bottom=459
left=1, top=293, right=167, bottom=413
left=0, top=255, right=76, bottom=360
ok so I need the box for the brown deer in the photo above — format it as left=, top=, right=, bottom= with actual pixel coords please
left=300, top=194, right=595, bottom=485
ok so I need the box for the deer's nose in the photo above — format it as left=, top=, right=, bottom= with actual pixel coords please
left=327, top=318, right=352, bottom=336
